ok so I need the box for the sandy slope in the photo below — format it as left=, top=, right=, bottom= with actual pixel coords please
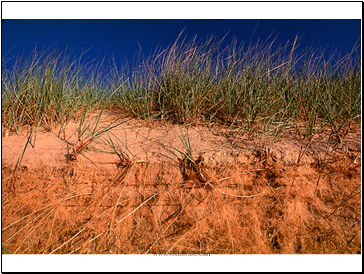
left=1, top=113, right=361, bottom=254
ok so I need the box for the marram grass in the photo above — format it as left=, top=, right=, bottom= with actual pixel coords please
left=2, top=32, right=361, bottom=144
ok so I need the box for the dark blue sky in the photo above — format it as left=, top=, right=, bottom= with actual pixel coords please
left=2, top=19, right=361, bottom=71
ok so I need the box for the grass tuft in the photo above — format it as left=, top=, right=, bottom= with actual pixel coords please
left=2, top=32, right=361, bottom=144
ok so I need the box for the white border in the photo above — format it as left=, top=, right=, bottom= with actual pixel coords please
left=1, top=253, right=363, bottom=272
left=1, top=2, right=362, bottom=20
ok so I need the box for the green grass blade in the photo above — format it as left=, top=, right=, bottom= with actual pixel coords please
left=2, top=246, right=11, bottom=254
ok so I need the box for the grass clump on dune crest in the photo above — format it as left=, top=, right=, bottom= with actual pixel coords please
left=2, top=31, right=361, bottom=145
left=1, top=46, right=122, bottom=137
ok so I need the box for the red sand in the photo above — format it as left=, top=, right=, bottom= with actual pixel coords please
left=1, top=113, right=361, bottom=254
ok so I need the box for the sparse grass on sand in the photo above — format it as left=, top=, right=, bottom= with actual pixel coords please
left=1, top=31, right=361, bottom=255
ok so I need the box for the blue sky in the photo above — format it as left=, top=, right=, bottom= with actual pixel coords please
left=1, top=2, right=361, bottom=74
left=2, top=19, right=361, bottom=67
